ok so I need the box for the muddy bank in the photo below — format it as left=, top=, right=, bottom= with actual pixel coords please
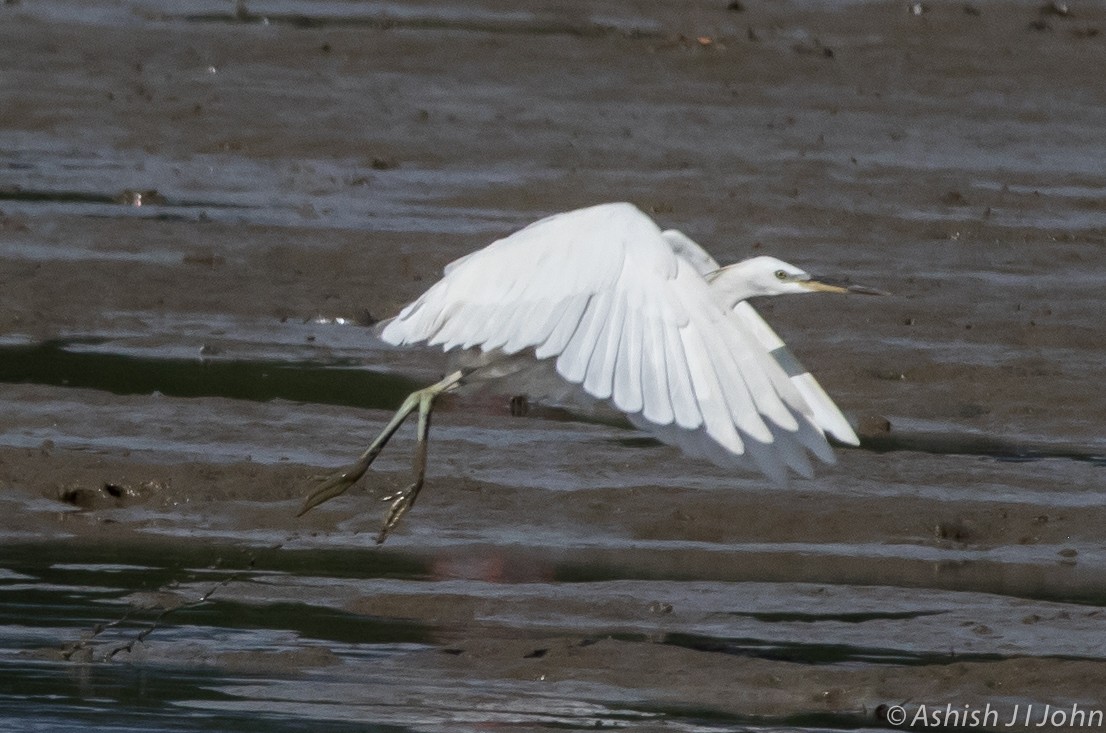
left=1, top=0, right=1105, bottom=731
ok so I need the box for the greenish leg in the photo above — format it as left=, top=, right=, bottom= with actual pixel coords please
left=297, top=370, right=464, bottom=541
left=375, top=386, right=435, bottom=544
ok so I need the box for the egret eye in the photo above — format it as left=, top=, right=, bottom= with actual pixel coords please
left=774, top=269, right=789, bottom=281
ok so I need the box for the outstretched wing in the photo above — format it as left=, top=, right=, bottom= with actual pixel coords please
left=660, top=228, right=720, bottom=274
left=661, top=227, right=860, bottom=452
left=729, top=302, right=859, bottom=448
left=380, top=202, right=844, bottom=480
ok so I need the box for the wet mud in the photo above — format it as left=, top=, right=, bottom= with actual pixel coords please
left=1, top=0, right=1105, bottom=731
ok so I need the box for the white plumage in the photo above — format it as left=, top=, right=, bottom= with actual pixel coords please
left=378, top=202, right=874, bottom=484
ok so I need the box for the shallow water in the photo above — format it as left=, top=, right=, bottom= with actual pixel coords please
left=5, top=538, right=1104, bottom=732
left=1, top=543, right=882, bottom=732
left=3, top=0, right=1106, bottom=730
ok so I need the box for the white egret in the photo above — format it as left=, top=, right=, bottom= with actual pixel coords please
left=299, top=202, right=884, bottom=542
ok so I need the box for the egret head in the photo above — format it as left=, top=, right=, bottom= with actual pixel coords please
left=708, top=255, right=886, bottom=306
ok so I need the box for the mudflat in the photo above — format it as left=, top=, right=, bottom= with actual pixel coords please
left=1, top=1, right=1104, bottom=731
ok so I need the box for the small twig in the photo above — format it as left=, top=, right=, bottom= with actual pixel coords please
left=63, top=541, right=287, bottom=662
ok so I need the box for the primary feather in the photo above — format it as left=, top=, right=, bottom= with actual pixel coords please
left=380, top=202, right=858, bottom=479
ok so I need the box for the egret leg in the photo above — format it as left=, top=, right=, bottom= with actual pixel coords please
left=375, top=387, right=435, bottom=544
left=297, top=370, right=463, bottom=527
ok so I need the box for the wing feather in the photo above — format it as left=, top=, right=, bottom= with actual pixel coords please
left=661, top=229, right=720, bottom=274
left=460, top=303, right=499, bottom=350
left=638, top=301, right=674, bottom=425
left=731, top=302, right=859, bottom=446
left=693, top=309, right=770, bottom=443
left=584, top=291, right=626, bottom=400
left=661, top=314, right=703, bottom=430
left=711, top=311, right=800, bottom=432
left=557, top=288, right=614, bottom=384
left=378, top=202, right=854, bottom=480
left=479, top=298, right=545, bottom=352
left=502, top=296, right=565, bottom=354
left=678, top=319, right=745, bottom=452
left=611, top=290, right=644, bottom=414
left=535, top=294, right=591, bottom=359
left=434, top=301, right=484, bottom=351
left=767, top=415, right=816, bottom=477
